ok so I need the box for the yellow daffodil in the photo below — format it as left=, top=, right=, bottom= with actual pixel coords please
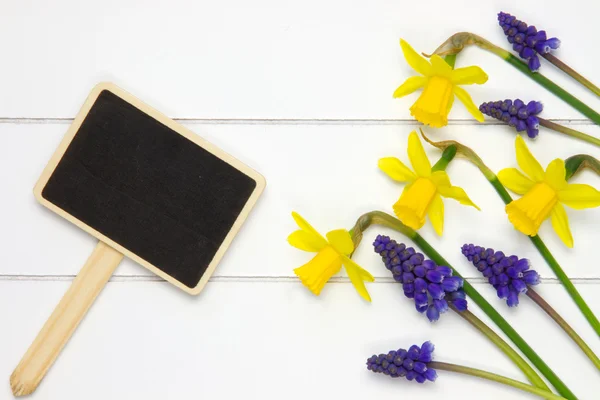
left=499, top=136, right=600, bottom=247
left=288, top=212, right=374, bottom=301
left=394, top=39, right=488, bottom=128
left=379, top=131, right=480, bottom=235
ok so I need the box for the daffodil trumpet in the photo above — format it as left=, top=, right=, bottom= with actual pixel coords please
left=349, top=210, right=574, bottom=399
left=393, top=40, right=488, bottom=127
left=422, top=133, right=600, bottom=338
left=426, top=32, right=600, bottom=125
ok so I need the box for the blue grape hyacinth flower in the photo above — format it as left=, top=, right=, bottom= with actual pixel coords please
left=366, top=341, right=437, bottom=383
left=498, top=12, right=560, bottom=72
left=479, top=99, right=543, bottom=139
left=461, top=244, right=540, bottom=307
left=373, top=235, right=467, bottom=321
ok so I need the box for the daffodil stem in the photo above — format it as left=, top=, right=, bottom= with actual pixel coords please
left=502, top=54, right=600, bottom=124
left=429, top=33, right=600, bottom=124
left=487, top=170, right=600, bottom=339
left=527, top=288, right=600, bottom=371
left=444, top=54, right=457, bottom=69
left=541, top=53, right=600, bottom=98
left=428, top=362, right=567, bottom=400
left=350, top=211, right=575, bottom=399
left=529, top=235, right=600, bottom=337
left=450, top=305, right=553, bottom=391
left=411, top=230, right=573, bottom=399
left=538, top=118, right=600, bottom=148
left=432, top=145, right=457, bottom=172
left=421, top=133, right=600, bottom=342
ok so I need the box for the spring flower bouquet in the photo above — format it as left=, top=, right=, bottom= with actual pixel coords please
left=287, top=9, right=600, bottom=400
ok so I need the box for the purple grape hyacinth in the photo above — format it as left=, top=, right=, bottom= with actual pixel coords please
left=461, top=244, right=540, bottom=307
left=479, top=99, right=543, bottom=138
left=367, top=341, right=437, bottom=383
left=498, top=12, right=560, bottom=72
left=373, top=235, right=467, bottom=322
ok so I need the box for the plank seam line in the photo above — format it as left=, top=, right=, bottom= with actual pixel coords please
left=0, top=117, right=594, bottom=126
left=0, top=275, right=597, bottom=284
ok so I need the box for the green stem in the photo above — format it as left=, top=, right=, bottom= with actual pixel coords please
left=539, top=118, right=600, bottom=148
left=529, top=235, right=600, bottom=336
left=444, top=54, right=457, bottom=69
left=350, top=211, right=575, bottom=399
left=432, top=145, right=457, bottom=172
left=503, top=54, right=600, bottom=124
left=542, top=53, right=600, bottom=98
left=429, top=362, right=566, bottom=400
left=422, top=133, right=600, bottom=339
left=527, top=288, right=600, bottom=371
left=427, top=33, right=600, bottom=124
left=452, top=306, right=552, bottom=390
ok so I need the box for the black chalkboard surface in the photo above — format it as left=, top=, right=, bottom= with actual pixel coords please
left=35, top=83, right=266, bottom=293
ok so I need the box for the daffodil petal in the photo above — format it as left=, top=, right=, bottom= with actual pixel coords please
left=550, top=203, right=573, bottom=248
left=288, top=230, right=327, bottom=252
left=515, top=136, right=544, bottom=181
left=428, top=194, right=444, bottom=236
left=446, top=92, right=455, bottom=114
left=407, top=131, right=432, bottom=177
left=378, top=157, right=416, bottom=182
left=437, top=185, right=481, bottom=210
left=292, top=211, right=326, bottom=239
left=430, top=170, right=451, bottom=188
left=430, top=55, right=452, bottom=77
left=498, top=168, right=535, bottom=195
left=342, top=255, right=374, bottom=302
left=453, top=86, right=484, bottom=122
left=400, top=39, right=432, bottom=77
left=450, top=66, right=489, bottom=85
left=326, top=229, right=354, bottom=256
left=558, top=184, right=600, bottom=209
left=393, top=76, right=428, bottom=98
left=545, top=159, right=568, bottom=191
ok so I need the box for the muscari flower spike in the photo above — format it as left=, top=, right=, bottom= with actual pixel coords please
left=379, top=131, right=480, bottom=236
left=394, top=40, right=488, bottom=127
left=373, top=235, right=467, bottom=322
left=288, top=212, right=375, bottom=301
left=461, top=244, right=540, bottom=307
left=366, top=341, right=437, bottom=383
left=498, top=12, right=560, bottom=72
left=480, top=99, right=543, bottom=139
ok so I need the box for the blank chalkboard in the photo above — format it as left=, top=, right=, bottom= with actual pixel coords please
left=34, top=83, right=265, bottom=294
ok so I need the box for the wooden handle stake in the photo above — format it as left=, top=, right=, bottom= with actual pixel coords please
left=10, top=241, right=123, bottom=396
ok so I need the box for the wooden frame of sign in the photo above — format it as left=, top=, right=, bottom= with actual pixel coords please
left=11, top=83, right=265, bottom=397
left=34, top=82, right=265, bottom=295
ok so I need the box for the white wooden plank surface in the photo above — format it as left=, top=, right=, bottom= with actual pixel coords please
left=0, top=0, right=599, bottom=120
left=2, top=122, right=600, bottom=279
left=2, top=0, right=600, bottom=399
left=2, top=281, right=600, bottom=400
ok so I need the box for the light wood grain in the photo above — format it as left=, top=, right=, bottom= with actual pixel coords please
left=10, top=241, right=123, bottom=396
left=33, top=83, right=266, bottom=295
